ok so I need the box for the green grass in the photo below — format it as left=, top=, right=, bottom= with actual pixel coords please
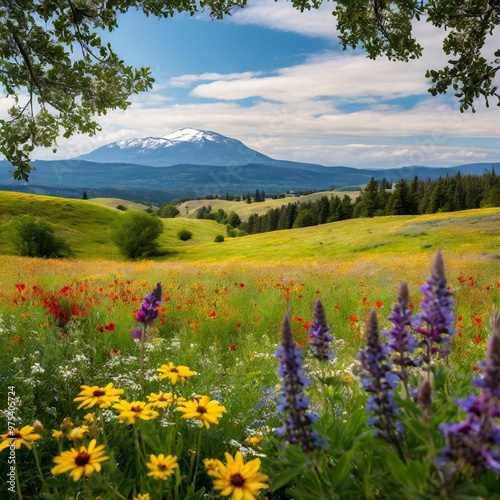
left=0, top=191, right=499, bottom=266
left=87, top=197, right=150, bottom=211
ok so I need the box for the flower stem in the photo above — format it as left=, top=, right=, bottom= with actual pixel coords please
left=14, top=459, right=23, bottom=500
left=31, top=444, right=49, bottom=489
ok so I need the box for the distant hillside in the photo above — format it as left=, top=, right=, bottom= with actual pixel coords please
left=0, top=191, right=498, bottom=263
left=1, top=159, right=498, bottom=206
left=177, top=190, right=360, bottom=221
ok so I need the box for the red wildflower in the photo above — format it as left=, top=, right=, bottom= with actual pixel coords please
left=97, top=325, right=105, bottom=333
left=458, top=316, right=463, bottom=321
left=474, top=336, right=481, bottom=344
left=376, top=301, right=382, bottom=308
left=105, top=322, right=115, bottom=331
left=230, top=344, right=236, bottom=351
left=315, top=290, right=320, bottom=295
left=294, top=317, right=303, bottom=323
left=350, top=315, right=357, bottom=322
left=362, top=297, right=367, bottom=304
left=474, top=317, right=482, bottom=324
left=239, top=283, right=245, bottom=288
left=335, top=305, right=340, bottom=310
left=472, top=365, right=478, bottom=371
left=15, top=283, right=25, bottom=292
left=235, top=323, right=241, bottom=328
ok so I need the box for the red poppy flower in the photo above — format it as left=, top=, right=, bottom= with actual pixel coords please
left=235, top=323, right=241, bottom=328
left=350, top=315, right=357, bottom=322
left=472, top=365, right=478, bottom=371
left=97, top=325, right=105, bottom=333
left=106, top=322, right=115, bottom=331
left=335, top=305, right=340, bottom=310
left=15, top=283, right=25, bottom=292
left=230, top=344, right=236, bottom=351
left=474, top=318, right=482, bottom=324
left=376, top=301, right=382, bottom=308
left=294, top=317, right=303, bottom=323
left=474, top=336, right=481, bottom=344
left=457, top=316, right=463, bottom=321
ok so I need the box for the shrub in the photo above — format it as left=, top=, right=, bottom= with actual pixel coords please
left=177, top=228, right=193, bottom=241
left=113, top=211, right=164, bottom=259
left=214, top=234, right=224, bottom=242
left=158, top=204, right=180, bottom=218
left=9, top=215, right=72, bottom=258
left=116, top=205, right=127, bottom=211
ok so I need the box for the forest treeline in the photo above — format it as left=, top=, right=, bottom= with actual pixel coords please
left=196, top=169, right=499, bottom=235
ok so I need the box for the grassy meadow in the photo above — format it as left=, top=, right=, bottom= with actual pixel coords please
left=0, top=191, right=500, bottom=498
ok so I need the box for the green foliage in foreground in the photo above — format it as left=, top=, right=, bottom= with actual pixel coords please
left=0, top=252, right=498, bottom=498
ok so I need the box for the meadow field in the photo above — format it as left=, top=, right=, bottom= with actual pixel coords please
left=0, top=192, right=499, bottom=498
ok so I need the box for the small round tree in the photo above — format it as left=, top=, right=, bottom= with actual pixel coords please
left=177, top=228, right=193, bottom=241
left=113, top=211, right=164, bottom=260
left=9, top=215, right=72, bottom=258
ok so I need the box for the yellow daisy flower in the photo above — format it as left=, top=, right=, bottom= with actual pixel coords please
left=112, top=400, right=159, bottom=424
left=134, top=494, right=151, bottom=500
left=83, top=413, right=96, bottom=424
left=69, top=425, right=89, bottom=441
left=157, top=362, right=195, bottom=384
left=176, top=395, right=226, bottom=429
left=51, top=439, right=109, bottom=482
left=0, top=425, right=41, bottom=452
left=73, top=383, right=124, bottom=410
left=211, top=451, right=269, bottom=500
left=146, top=391, right=174, bottom=408
left=245, top=435, right=264, bottom=446
left=60, top=417, right=74, bottom=431
left=52, top=429, right=64, bottom=442
left=146, top=453, right=178, bottom=481
left=203, top=458, right=223, bottom=478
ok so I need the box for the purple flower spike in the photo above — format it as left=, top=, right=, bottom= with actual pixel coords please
left=383, top=282, right=420, bottom=380
left=275, top=310, right=324, bottom=453
left=359, top=309, right=404, bottom=444
left=308, top=300, right=334, bottom=361
left=136, top=282, right=162, bottom=327
left=438, top=310, right=500, bottom=475
left=412, top=251, right=455, bottom=361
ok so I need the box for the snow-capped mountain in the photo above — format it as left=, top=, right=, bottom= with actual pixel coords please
left=74, top=128, right=277, bottom=167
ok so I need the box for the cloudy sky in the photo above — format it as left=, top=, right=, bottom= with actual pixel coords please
left=16, top=1, right=500, bottom=168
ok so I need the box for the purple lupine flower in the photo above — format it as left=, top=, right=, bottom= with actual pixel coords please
left=472, top=311, right=500, bottom=396
left=383, top=282, right=420, bottom=380
left=130, top=283, right=161, bottom=341
left=438, top=311, right=500, bottom=475
left=412, top=251, right=455, bottom=362
left=136, top=282, right=162, bottom=327
left=275, top=311, right=324, bottom=453
left=308, top=300, right=334, bottom=360
left=358, top=309, right=404, bottom=444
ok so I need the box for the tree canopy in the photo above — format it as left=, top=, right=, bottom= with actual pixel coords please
left=1, top=0, right=499, bottom=180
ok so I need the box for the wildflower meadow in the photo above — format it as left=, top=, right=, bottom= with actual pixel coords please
left=0, top=250, right=499, bottom=499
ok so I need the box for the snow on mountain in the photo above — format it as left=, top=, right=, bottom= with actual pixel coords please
left=74, top=128, right=274, bottom=167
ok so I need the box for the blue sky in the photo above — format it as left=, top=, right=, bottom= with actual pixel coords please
left=7, top=0, right=500, bottom=169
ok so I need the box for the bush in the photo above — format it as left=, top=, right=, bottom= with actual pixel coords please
left=116, top=205, right=127, bottom=211
left=177, top=228, right=193, bottom=241
left=158, top=204, right=180, bottom=218
left=113, top=211, right=164, bottom=259
left=214, top=234, right=225, bottom=242
left=9, top=215, right=72, bottom=258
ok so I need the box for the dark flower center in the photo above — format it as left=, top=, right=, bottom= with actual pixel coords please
left=93, top=390, right=106, bottom=397
left=230, top=473, right=245, bottom=487
left=196, top=406, right=207, bottom=414
left=11, top=431, right=21, bottom=440
left=131, top=405, right=142, bottom=413
left=158, top=463, right=167, bottom=471
left=75, top=451, right=91, bottom=466
left=170, top=368, right=178, bottom=373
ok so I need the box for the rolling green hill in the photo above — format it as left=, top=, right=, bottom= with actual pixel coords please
left=0, top=191, right=498, bottom=265
left=177, top=190, right=360, bottom=221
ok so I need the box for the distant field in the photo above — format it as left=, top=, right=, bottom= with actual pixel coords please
left=88, top=197, right=150, bottom=211
left=177, top=190, right=360, bottom=221
left=0, top=191, right=499, bottom=267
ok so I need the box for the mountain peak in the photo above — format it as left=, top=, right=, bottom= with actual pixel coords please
left=75, top=128, right=274, bottom=167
